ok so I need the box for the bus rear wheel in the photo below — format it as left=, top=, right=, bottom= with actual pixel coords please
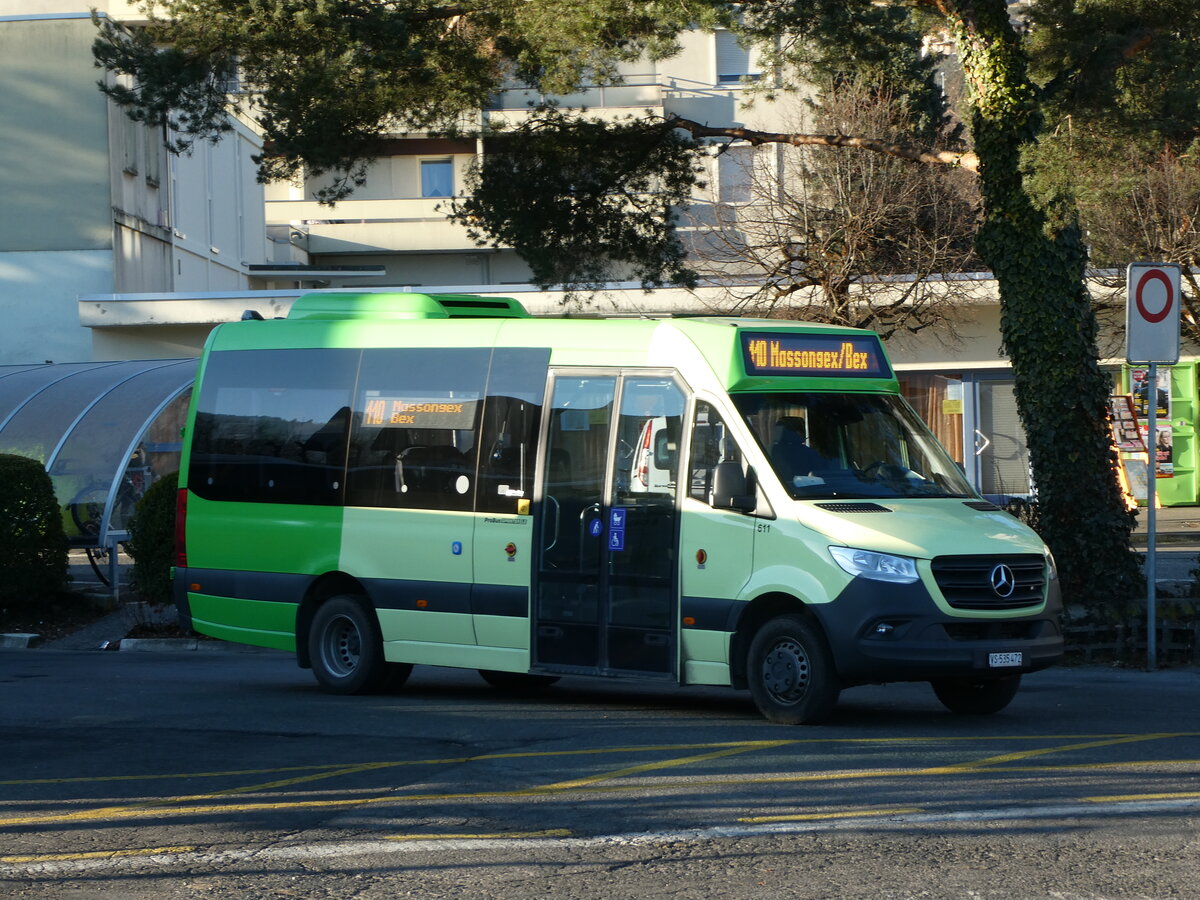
left=931, top=674, right=1021, bottom=715
left=309, top=595, right=409, bottom=694
left=746, top=615, right=839, bottom=725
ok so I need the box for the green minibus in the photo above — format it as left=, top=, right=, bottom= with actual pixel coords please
left=173, top=291, right=1062, bottom=723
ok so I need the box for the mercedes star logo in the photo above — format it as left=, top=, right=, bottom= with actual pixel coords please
left=990, top=564, right=1016, bottom=598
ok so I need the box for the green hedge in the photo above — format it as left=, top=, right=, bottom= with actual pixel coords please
left=0, top=454, right=69, bottom=607
left=127, top=471, right=178, bottom=604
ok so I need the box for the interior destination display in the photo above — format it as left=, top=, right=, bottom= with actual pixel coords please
left=741, top=332, right=890, bottom=378
left=362, top=393, right=479, bottom=428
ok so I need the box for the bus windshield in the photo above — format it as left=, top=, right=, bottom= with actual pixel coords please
left=732, top=392, right=975, bottom=500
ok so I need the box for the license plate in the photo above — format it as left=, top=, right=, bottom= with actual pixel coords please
left=989, top=651, right=1024, bottom=668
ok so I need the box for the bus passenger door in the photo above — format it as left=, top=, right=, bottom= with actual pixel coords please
left=534, top=372, right=684, bottom=676
left=534, top=373, right=615, bottom=672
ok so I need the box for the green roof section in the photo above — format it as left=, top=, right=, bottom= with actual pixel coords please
left=286, top=291, right=530, bottom=321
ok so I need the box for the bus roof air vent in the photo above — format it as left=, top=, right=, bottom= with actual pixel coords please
left=286, top=292, right=530, bottom=321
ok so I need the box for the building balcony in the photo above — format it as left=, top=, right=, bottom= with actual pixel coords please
left=265, top=198, right=478, bottom=254
left=486, top=75, right=663, bottom=112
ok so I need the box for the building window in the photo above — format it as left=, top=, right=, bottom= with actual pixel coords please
left=715, top=30, right=761, bottom=85
left=718, top=145, right=756, bottom=203
left=420, top=158, right=454, bottom=198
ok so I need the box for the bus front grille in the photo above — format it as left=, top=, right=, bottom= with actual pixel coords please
left=930, top=554, right=1046, bottom=610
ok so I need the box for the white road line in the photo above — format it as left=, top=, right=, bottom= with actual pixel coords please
left=6, top=797, right=1200, bottom=877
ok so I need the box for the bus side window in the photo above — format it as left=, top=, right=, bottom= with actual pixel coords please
left=346, top=348, right=489, bottom=511
left=476, top=349, right=549, bottom=514
left=688, top=401, right=728, bottom=504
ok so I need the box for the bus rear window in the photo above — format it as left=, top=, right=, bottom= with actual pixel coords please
left=189, top=348, right=359, bottom=505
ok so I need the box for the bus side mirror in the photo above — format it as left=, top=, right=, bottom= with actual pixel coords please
left=653, top=430, right=677, bottom=471
left=711, top=461, right=756, bottom=513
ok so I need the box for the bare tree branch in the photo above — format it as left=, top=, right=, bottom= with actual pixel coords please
left=668, top=116, right=979, bottom=173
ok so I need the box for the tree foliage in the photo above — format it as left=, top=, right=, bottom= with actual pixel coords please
left=449, top=109, right=703, bottom=291
left=127, top=471, right=179, bottom=605
left=688, top=77, right=981, bottom=337
left=90, top=0, right=1200, bottom=609
left=0, top=454, right=69, bottom=608
left=94, top=0, right=719, bottom=200
left=1024, top=0, right=1200, bottom=343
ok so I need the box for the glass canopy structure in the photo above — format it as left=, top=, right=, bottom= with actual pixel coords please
left=0, top=359, right=197, bottom=548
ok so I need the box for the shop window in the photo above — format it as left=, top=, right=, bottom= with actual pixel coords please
left=900, top=373, right=964, bottom=467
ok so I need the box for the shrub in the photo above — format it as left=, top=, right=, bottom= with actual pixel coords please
left=127, top=471, right=178, bottom=604
left=0, top=454, right=69, bottom=607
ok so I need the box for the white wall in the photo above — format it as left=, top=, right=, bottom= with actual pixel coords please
left=0, top=17, right=111, bottom=252
left=0, top=250, right=113, bottom=363
left=169, top=120, right=269, bottom=291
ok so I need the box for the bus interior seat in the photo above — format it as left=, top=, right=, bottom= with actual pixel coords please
left=770, top=416, right=826, bottom=482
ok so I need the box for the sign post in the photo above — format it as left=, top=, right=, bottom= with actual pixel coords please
left=1125, top=263, right=1182, bottom=671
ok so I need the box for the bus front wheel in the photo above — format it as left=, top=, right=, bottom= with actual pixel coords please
left=931, top=674, right=1021, bottom=715
left=746, top=615, right=839, bottom=725
left=309, top=595, right=410, bottom=694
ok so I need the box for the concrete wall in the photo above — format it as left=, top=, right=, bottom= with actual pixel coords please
left=0, top=17, right=111, bottom=252
left=1, top=250, right=113, bottom=363
left=170, top=119, right=269, bottom=292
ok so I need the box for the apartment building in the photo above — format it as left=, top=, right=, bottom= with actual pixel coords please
left=260, top=28, right=782, bottom=291
left=0, top=3, right=271, bottom=364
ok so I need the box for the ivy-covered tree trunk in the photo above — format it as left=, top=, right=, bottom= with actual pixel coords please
left=948, top=0, right=1141, bottom=610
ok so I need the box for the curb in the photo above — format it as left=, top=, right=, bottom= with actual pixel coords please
left=0, top=633, right=40, bottom=649
left=116, top=638, right=279, bottom=654
left=1, top=633, right=280, bottom=653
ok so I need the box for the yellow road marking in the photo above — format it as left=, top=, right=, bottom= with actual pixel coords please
left=386, top=829, right=571, bottom=841
left=739, top=807, right=922, bottom=824
left=536, top=742, right=791, bottom=791
left=3, top=735, right=1197, bottom=828
left=919, top=734, right=1182, bottom=773
left=1, top=846, right=195, bottom=864
left=4, top=758, right=1200, bottom=829
left=5, top=734, right=1195, bottom=787
left=0, top=741, right=784, bottom=788
left=1085, top=791, right=1200, bottom=803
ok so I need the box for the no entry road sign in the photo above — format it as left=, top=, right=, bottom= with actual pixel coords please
left=1126, top=263, right=1181, bottom=365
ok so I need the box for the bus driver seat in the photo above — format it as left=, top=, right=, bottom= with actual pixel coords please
left=770, top=416, right=827, bottom=486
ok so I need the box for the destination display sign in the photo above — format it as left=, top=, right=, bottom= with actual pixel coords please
left=362, top=393, right=479, bottom=429
left=741, top=332, right=890, bottom=378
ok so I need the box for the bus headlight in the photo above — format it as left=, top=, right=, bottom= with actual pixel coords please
left=1044, top=548, right=1058, bottom=581
left=829, top=546, right=919, bottom=584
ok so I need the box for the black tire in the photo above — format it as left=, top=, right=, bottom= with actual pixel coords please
left=746, top=614, right=839, bottom=725
left=931, top=674, right=1021, bottom=715
left=478, top=670, right=560, bottom=693
left=308, top=595, right=406, bottom=694
left=85, top=546, right=113, bottom=586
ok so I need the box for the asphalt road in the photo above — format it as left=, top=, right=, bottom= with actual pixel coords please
left=2, top=649, right=1198, bottom=899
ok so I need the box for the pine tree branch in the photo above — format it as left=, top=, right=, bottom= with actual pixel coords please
left=668, top=116, right=979, bottom=173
